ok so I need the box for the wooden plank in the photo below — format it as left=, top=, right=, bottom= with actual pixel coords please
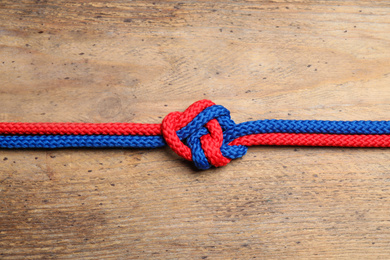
left=0, top=1, right=389, bottom=259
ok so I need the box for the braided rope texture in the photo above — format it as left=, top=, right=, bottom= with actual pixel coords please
left=0, top=122, right=161, bottom=135
left=0, top=135, right=165, bottom=149
left=1, top=99, right=389, bottom=169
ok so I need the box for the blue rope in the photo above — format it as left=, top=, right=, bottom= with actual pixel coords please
left=0, top=105, right=389, bottom=152
left=174, top=106, right=390, bottom=169
left=1, top=118, right=389, bottom=150
left=178, top=105, right=390, bottom=144
left=0, top=135, right=166, bottom=149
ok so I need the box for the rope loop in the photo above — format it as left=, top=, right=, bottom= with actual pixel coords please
left=162, top=100, right=247, bottom=169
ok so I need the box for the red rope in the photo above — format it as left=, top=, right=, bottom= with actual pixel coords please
left=201, top=119, right=231, bottom=167
left=0, top=98, right=389, bottom=169
left=162, top=99, right=215, bottom=160
left=230, top=133, right=390, bottom=147
left=0, top=122, right=162, bottom=136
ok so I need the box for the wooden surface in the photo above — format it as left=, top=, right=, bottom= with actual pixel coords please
left=0, top=1, right=389, bottom=259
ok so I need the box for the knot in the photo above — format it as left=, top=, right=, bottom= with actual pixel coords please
left=162, top=100, right=248, bottom=170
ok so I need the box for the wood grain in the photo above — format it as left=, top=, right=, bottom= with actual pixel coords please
left=0, top=1, right=389, bottom=259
